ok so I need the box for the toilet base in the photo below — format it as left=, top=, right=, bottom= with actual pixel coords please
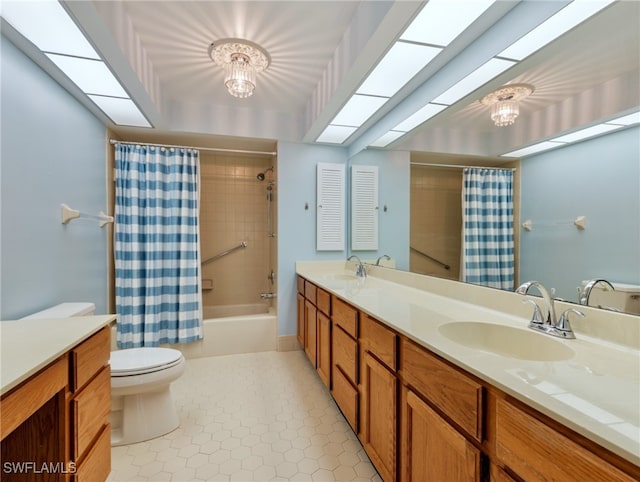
left=110, top=386, right=179, bottom=446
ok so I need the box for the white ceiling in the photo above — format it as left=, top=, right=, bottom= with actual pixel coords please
left=46, top=1, right=640, bottom=158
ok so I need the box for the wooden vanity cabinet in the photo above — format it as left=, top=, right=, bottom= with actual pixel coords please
left=0, top=325, right=112, bottom=482
left=331, top=296, right=360, bottom=433
left=360, top=314, right=398, bottom=482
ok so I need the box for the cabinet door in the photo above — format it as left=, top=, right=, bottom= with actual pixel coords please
left=362, top=352, right=397, bottom=482
left=297, top=293, right=305, bottom=349
left=400, top=387, right=480, bottom=482
left=316, top=311, right=331, bottom=388
left=304, top=300, right=317, bottom=367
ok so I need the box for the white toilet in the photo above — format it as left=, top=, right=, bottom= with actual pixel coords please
left=21, top=302, right=186, bottom=446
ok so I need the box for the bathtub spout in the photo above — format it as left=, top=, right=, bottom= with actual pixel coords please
left=260, top=293, right=277, bottom=299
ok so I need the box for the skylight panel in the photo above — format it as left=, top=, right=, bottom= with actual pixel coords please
left=316, top=125, right=358, bottom=144
left=331, top=95, right=389, bottom=127
left=400, top=0, right=497, bottom=46
left=393, top=103, right=448, bottom=132
left=550, top=123, right=622, bottom=143
left=45, top=54, right=129, bottom=97
left=432, top=58, right=515, bottom=105
left=499, top=0, right=615, bottom=61
left=1, top=0, right=100, bottom=59
left=606, top=111, right=640, bottom=126
left=87, top=95, right=151, bottom=128
left=502, top=141, right=565, bottom=158
left=357, top=42, right=442, bottom=98
left=370, top=131, right=406, bottom=148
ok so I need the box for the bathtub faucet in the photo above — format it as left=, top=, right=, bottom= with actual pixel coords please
left=260, top=293, right=276, bottom=299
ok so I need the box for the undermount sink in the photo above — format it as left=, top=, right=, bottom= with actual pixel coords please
left=321, top=273, right=359, bottom=281
left=438, top=322, right=575, bottom=362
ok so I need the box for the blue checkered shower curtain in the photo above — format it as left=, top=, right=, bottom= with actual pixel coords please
left=114, top=144, right=203, bottom=348
left=461, top=168, right=514, bottom=290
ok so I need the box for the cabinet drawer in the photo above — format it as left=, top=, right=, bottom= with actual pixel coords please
left=496, top=399, right=636, bottom=482
left=333, top=324, right=358, bottom=384
left=297, top=276, right=305, bottom=294
left=400, top=338, right=483, bottom=441
left=332, top=297, right=358, bottom=338
left=317, top=288, right=331, bottom=316
left=73, top=366, right=111, bottom=460
left=331, top=365, right=358, bottom=433
left=304, top=280, right=317, bottom=305
left=72, top=327, right=110, bottom=392
left=73, top=424, right=111, bottom=482
left=361, top=314, right=396, bottom=371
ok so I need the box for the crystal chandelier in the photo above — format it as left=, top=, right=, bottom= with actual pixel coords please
left=209, top=39, right=270, bottom=99
left=480, top=84, right=534, bottom=127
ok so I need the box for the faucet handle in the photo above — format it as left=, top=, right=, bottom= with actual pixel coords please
left=557, top=308, right=585, bottom=332
left=522, top=299, right=544, bottom=324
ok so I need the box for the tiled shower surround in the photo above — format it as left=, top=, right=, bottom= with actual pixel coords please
left=199, top=153, right=276, bottom=308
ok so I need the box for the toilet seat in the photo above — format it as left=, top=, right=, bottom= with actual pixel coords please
left=110, top=347, right=184, bottom=377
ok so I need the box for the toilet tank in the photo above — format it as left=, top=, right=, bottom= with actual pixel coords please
left=581, top=282, right=640, bottom=315
left=20, top=302, right=96, bottom=319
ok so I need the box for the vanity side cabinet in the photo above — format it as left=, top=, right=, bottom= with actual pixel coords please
left=360, top=314, right=398, bottom=482
left=316, top=288, right=332, bottom=389
left=331, top=296, right=360, bottom=433
left=304, top=299, right=317, bottom=367
left=495, top=398, right=639, bottom=482
left=400, top=386, right=481, bottom=482
left=70, top=327, right=111, bottom=482
left=297, top=292, right=305, bottom=349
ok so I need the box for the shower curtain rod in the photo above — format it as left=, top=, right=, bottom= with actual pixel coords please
left=109, top=139, right=276, bottom=156
left=411, top=162, right=515, bottom=171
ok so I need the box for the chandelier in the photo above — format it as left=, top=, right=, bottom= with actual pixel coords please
left=209, top=39, right=270, bottom=99
left=480, top=84, right=534, bottom=127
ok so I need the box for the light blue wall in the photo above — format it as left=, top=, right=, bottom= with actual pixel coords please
left=520, top=126, right=640, bottom=302
left=1, top=37, right=108, bottom=319
left=348, top=149, right=411, bottom=270
left=277, top=142, right=349, bottom=336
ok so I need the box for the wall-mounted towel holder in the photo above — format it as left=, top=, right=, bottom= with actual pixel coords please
left=522, top=216, right=586, bottom=232
left=61, top=203, right=113, bottom=228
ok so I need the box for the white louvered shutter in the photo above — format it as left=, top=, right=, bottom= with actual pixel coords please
left=317, top=163, right=345, bottom=251
left=351, top=165, right=379, bottom=251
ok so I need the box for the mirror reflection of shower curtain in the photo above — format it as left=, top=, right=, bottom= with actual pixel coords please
left=461, top=168, right=514, bottom=290
left=267, top=181, right=276, bottom=237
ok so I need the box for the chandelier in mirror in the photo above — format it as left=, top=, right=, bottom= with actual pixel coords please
left=209, top=39, right=270, bottom=99
left=480, top=83, right=534, bottom=127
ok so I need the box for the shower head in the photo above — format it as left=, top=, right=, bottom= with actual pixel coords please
left=257, top=166, right=274, bottom=181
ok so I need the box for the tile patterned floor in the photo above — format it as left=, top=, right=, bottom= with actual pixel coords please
left=107, top=350, right=382, bottom=482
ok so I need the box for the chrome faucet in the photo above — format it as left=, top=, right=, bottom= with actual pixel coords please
left=347, top=255, right=367, bottom=278
left=516, top=280, right=582, bottom=339
left=579, top=279, right=615, bottom=306
left=375, top=254, right=391, bottom=266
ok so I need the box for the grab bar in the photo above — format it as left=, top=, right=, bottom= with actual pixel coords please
left=202, top=241, right=247, bottom=266
left=410, top=246, right=450, bottom=270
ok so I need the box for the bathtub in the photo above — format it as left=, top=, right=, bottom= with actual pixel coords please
left=111, top=303, right=277, bottom=358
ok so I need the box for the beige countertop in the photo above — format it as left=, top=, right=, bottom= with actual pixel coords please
left=296, top=261, right=640, bottom=467
left=0, top=315, right=117, bottom=396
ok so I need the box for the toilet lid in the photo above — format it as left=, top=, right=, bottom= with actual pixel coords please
left=110, top=347, right=184, bottom=376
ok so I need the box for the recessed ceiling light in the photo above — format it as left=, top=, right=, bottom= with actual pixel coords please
left=400, top=0, right=496, bottom=46
left=45, top=54, right=128, bottom=97
left=550, top=123, right=622, bottom=143
left=331, top=95, right=389, bottom=128
left=499, top=0, right=615, bottom=61
left=393, top=103, right=448, bottom=132
left=87, top=96, right=151, bottom=128
left=1, top=1, right=100, bottom=59
left=432, top=58, right=515, bottom=105
left=502, top=141, right=566, bottom=158
left=606, top=111, right=640, bottom=126
left=369, top=131, right=406, bottom=148
left=316, top=125, right=358, bottom=144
